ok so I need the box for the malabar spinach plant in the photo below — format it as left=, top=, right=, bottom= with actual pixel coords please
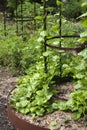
left=53, top=1, right=87, bottom=120
left=10, top=62, right=57, bottom=117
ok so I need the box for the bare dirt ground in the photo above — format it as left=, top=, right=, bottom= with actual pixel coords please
left=0, top=68, right=17, bottom=130
left=0, top=68, right=87, bottom=130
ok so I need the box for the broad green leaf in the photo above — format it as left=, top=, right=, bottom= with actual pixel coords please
left=20, top=108, right=25, bottom=114
left=36, top=90, right=44, bottom=96
left=82, top=19, right=87, bottom=26
left=75, top=73, right=84, bottom=79
left=40, top=31, right=47, bottom=37
left=53, top=41, right=59, bottom=45
left=82, top=2, right=87, bottom=7
left=52, top=102, right=59, bottom=109
left=30, top=107, right=37, bottom=113
left=24, top=108, right=30, bottom=114
left=80, top=31, right=87, bottom=38
left=79, top=12, right=87, bottom=18
left=35, top=16, right=43, bottom=20
left=52, top=24, right=59, bottom=31
left=56, top=0, right=62, bottom=6
left=20, top=100, right=29, bottom=108
left=37, top=37, right=44, bottom=42
left=43, top=51, right=51, bottom=56
left=72, top=111, right=81, bottom=120
left=36, top=108, right=45, bottom=116
left=16, top=102, right=21, bottom=108
left=74, top=83, right=82, bottom=89
left=78, top=49, right=87, bottom=59
left=75, top=61, right=85, bottom=70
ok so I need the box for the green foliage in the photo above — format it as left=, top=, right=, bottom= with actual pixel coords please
left=10, top=63, right=56, bottom=117
left=62, top=0, right=83, bottom=20
left=0, top=0, right=87, bottom=121
left=65, top=90, right=87, bottom=120
left=0, top=30, right=41, bottom=74
left=57, top=52, right=87, bottom=119
left=0, top=34, right=24, bottom=70
left=50, top=121, right=57, bottom=130
left=53, top=2, right=87, bottom=120
left=55, top=48, right=87, bottom=120
left=7, top=0, right=18, bottom=9
left=79, top=3, right=87, bottom=43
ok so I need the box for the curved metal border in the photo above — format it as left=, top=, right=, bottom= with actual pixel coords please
left=7, top=89, right=49, bottom=130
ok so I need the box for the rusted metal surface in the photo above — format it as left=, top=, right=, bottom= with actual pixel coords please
left=7, top=106, right=49, bottom=130
left=7, top=87, right=49, bottom=130
left=46, top=42, right=87, bottom=53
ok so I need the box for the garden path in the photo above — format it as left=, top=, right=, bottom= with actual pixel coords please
left=0, top=68, right=17, bottom=130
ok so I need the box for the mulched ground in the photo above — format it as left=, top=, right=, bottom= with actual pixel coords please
left=0, top=68, right=17, bottom=130
left=0, top=68, right=87, bottom=130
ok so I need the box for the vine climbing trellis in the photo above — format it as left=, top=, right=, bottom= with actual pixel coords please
left=43, top=0, right=80, bottom=75
left=2, top=0, right=86, bottom=77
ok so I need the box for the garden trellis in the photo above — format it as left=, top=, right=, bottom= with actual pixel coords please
left=2, top=0, right=86, bottom=76
left=3, top=0, right=37, bottom=36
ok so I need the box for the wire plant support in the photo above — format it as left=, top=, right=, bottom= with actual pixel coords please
left=3, top=0, right=36, bottom=37
left=2, top=0, right=86, bottom=77
left=3, top=0, right=7, bottom=36
left=59, top=0, right=62, bottom=77
left=43, top=0, right=81, bottom=76
left=43, top=0, right=47, bottom=73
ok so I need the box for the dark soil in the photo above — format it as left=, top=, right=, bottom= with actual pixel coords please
left=0, top=68, right=87, bottom=130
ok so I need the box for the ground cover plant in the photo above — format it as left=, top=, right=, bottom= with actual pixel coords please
left=0, top=0, right=87, bottom=129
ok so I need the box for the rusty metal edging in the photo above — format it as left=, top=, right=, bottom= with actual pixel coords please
left=7, top=88, right=49, bottom=130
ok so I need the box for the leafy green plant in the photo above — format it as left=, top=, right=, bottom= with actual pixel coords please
left=54, top=48, right=87, bottom=120
left=54, top=1, right=87, bottom=120
left=0, top=27, right=43, bottom=74
left=10, top=62, right=57, bottom=117
left=65, top=90, right=87, bottom=120
left=62, top=0, right=83, bottom=20
left=50, top=121, right=57, bottom=130
left=1, top=0, right=87, bottom=122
